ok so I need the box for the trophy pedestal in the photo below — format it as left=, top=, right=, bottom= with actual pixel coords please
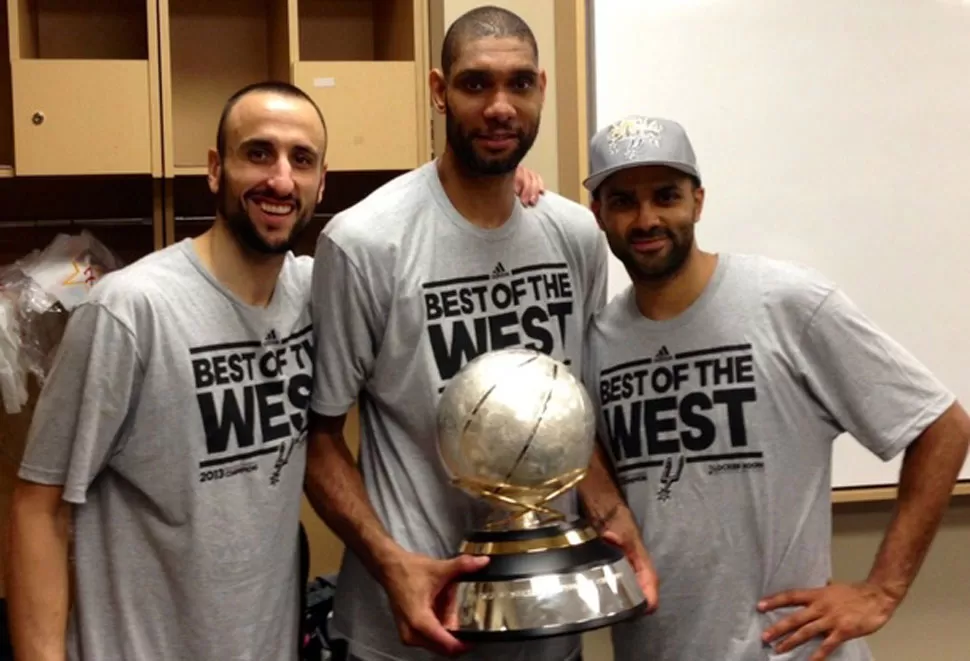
left=449, top=518, right=649, bottom=642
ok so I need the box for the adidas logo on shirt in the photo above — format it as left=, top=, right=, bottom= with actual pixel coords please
left=490, top=262, right=510, bottom=279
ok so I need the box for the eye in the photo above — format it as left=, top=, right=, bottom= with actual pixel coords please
left=512, top=75, right=535, bottom=91
left=248, top=147, right=270, bottom=163
left=293, top=152, right=314, bottom=167
left=458, top=72, right=490, bottom=93
left=608, top=194, right=635, bottom=209
left=656, top=189, right=681, bottom=205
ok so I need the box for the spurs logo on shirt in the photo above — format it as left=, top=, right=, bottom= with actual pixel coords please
left=189, top=324, right=314, bottom=485
left=599, top=343, right=763, bottom=501
left=422, top=261, right=577, bottom=392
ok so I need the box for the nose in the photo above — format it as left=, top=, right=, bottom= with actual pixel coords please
left=483, top=90, right=515, bottom=123
left=635, top=200, right=664, bottom=228
left=266, top=157, right=295, bottom=197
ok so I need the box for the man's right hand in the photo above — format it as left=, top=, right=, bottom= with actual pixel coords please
left=380, top=549, right=490, bottom=657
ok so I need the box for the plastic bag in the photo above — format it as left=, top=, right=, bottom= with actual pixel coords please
left=0, top=231, right=123, bottom=414
left=302, top=574, right=341, bottom=661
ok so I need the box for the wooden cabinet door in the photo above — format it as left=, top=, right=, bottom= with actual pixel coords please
left=11, top=60, right=154, bottom=176
left=294, top=61, right=420, bottom=172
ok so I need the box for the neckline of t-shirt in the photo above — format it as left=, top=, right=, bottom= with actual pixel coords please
left=176, top=238, right=289, bottom=317
left=622, top=252, right=733, bottom=331
left=423, top=161, right=524, bottom=242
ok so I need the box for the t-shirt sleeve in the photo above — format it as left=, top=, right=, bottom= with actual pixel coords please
left=309, top=233, right=386, bottom=417
left=795, top=288, right=955, bottom=461
left=580, top=324, right=601, bottom=408
left=586, top=233, right=610, bottom=319
left=17, top=301, right=144, bottom=504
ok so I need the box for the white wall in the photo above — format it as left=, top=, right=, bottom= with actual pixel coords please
left=589, top=0, right=970, bottom=489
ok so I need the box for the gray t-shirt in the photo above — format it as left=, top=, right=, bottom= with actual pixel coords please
left=309, top=161, right=609, bottom=661
left=583, top=253, right=954, bottom=661
left=18, top=238, right=314, bottom=661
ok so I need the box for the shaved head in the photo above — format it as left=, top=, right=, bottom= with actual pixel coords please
left=440, top=5, right=538, bottom=79
left=216, top=81, right=327, bottom=160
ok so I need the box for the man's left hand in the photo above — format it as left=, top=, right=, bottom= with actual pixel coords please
left=597, top=508, right=659, bottom=613
left=759, top=581, right=900, bottom=660
left=514, top=165, right=545, bottom=206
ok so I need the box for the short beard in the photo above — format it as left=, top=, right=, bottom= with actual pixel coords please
left=609, top=225, right=695, bottom=283
left=445, top=103, right=537, bottom=176
left=217, top=171, right=312, bottom=256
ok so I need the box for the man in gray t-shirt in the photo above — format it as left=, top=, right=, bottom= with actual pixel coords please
left=7, top=82, right=329, bottom=661
left=580, top=115, right=970, bottom=661
left=303, top=8, right=654, bottom=661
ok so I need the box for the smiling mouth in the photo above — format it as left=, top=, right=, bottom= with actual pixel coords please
left=250, top=199, right=295, bottom=216
left=631, top=236, right=669, bottom=253
left=478, top=133, right=517, bottom=145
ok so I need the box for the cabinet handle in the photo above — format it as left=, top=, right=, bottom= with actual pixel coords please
left=32, top=111, right=45, bottom=126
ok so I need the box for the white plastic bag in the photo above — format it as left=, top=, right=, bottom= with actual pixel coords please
left=22, top=231, right=124, bottom=312
left=0, top=231, right=123, bottom=414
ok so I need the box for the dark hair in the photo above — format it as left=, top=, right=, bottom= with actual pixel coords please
left=440, top=5, right=538, bottom=78
left=215, top=81, right=327, bottom=159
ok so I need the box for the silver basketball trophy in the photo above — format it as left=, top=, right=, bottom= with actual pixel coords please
left=436, top=348, right=648, bottom=641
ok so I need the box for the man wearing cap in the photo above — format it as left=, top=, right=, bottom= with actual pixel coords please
left=579, top=115, right=970, bottom=661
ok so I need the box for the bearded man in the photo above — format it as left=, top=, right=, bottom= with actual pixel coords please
left=301, top=6, right=655, bottom=661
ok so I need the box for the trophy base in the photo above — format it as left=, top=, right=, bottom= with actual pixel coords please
left=448, top=518, right=649, bottom=642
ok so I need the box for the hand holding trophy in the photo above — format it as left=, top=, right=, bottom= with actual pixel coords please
left=436, top=348, right=648, bottom=641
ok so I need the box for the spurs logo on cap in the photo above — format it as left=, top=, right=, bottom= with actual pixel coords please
left=607, top=116, right=665, bottom=159
left=584, top=115, right=701, bottom=193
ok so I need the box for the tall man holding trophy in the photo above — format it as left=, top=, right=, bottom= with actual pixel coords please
left=303, top=6, right=655, bottom=661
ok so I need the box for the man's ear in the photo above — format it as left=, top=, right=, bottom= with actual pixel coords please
left=591, top=199, right=605, bottom=230
left=693, top=185, right=706, bottom=221
left=429, top=68, right=447, bottom=115
left=207, top=148, right=221, bottom=195
left=316, top=164, right=328, bottom=205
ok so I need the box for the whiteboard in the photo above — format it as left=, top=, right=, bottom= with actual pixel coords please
left=589, top=0, right=970, bottom=489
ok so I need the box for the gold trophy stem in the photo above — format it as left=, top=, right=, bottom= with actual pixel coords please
left=454, top=468, right=588, bottom=530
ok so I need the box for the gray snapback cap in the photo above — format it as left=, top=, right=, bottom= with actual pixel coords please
left=583, top=116, right=700, bottom=193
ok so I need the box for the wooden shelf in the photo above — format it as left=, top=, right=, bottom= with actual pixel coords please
left=160, top=0, right=294, bottom=173
left=292, top=61, right=419, bottom=171
left=0, top=1, right=11, bottom=172
left=832, top=481, right=970, bottom=504
left=11, top=0, right=149, bottom=60
left=294, top=0, right=423, bottom=171
left=297, top=0, right=414, bottom=62
left=0, top=174, right=160, bottom=265
left=172, top=166, right=207, bottom=177
left=1, top=0, right=429, bottom=179
left=5, top=0, right=162, bottom=177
